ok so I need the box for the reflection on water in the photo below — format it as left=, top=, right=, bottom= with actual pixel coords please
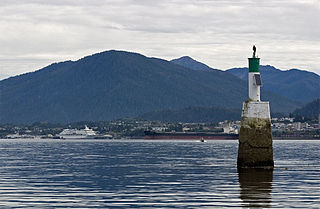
left=238, top=168, right=273, bottom=208
left=0, top=139, right=319, bottom=208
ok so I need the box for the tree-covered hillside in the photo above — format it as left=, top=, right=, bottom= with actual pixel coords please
left=140, top=106, right=241, bottom=123
left=292, top=98, right=320, bottom=120
left=0, top=50, right=300, bottom=124
left=0, top=50, right=247, bottom=124
left=226, top=65, right=320, bottom=104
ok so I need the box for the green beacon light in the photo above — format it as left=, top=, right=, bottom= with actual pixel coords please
left=248, top=45, right=260, bottom=73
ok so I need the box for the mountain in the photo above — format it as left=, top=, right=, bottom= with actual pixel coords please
left=0, top=50, right=300, bottom=124
left=226, top=65, right=320, bottom=104
left=171, top=56, right=301, bottom=112
left=0, top=74, right=11, bottom=81
left=291, top=98, right=320, bottom=119
left=171, top=56, right=219, bottom=71
left=0, top=50, right=245, bottom=124
left=140, top=106, right=241, bottom=123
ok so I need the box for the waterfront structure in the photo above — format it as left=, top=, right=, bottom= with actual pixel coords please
left=144, top=130, right=238, bottom=140
left=59, top=125, right=97, bottom=139
left=237, top=46, right=274, bottom=168
left=58, top=125, right=112, bottom=139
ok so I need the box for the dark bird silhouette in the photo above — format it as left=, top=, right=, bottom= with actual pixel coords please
left=253, top=45, right=256, bottom=57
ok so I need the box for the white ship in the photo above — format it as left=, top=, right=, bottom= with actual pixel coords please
left=59, top=126, right=98, bottom=139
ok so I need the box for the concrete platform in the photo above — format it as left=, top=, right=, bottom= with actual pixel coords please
left=237, top=101, right=274, bottom=168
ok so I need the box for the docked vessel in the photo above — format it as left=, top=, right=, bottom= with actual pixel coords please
left=59, top=126, right=96, bottom=139
left=59, top=126, right=112, bottom=139
left=144, top=131, right=238, bottom=140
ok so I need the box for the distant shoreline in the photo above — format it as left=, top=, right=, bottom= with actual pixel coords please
left=1, top=137, right=319, bottom=140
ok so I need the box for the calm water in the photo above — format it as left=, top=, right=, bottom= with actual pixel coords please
left=0, top=139, right=319, bottom=208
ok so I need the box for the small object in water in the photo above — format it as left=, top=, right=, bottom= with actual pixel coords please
left=200, top=138, right=206, bottom=142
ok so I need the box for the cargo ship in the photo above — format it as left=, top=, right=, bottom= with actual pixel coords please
left=144, top=131, right=238, bottom=140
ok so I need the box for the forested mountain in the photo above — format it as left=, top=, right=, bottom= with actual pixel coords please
left=172, top=56, right=319, bottom=104
left=171, top=56, right=219, bottom=71
left=0, top=50, right=300, bottom=124
left=140, top=106, right=241, bottom=123
left=292, top=98, right=320, bottom=119
left=226, top=65, right=320, bottom=104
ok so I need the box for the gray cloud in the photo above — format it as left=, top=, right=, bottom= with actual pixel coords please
left=0, top=0, right=319, bottom=78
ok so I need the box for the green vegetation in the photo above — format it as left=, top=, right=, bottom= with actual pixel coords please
left=227, top=65, right=320, bottom=104
left=172, top=57, right=304, bottom=113
left=140, top=106, right=241, bottom=123
left=0, top=50, right=302, bottom=124
left=291, top=98, right=320, bottom=121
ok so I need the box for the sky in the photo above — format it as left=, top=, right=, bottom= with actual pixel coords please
left=0, top=0, right=319, bottom=79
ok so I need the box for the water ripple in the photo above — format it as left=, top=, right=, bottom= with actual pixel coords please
left=0, top=139, right=319, bottom=208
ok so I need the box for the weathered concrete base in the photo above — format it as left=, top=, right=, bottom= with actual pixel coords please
left=237, top=142, right=274, bottom=168
left=237, top=101, right=274, bottom=168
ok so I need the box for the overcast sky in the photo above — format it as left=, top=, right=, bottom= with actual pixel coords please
left=1, top=0, right=319, bottom=79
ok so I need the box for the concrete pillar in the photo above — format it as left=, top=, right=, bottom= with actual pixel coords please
left=237, top=46, right=274, bottom=168
left=237, top=101, right=274, bottom=168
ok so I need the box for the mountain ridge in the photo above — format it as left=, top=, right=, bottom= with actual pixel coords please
left=0, top=50, right=246, bottom=124
left=171, top=56, right=219, bottom=71
left=0, top=50, right=302, bottom=124
left=171, top=56, right=319, bottom=104
left=226, top=65, right=320, bottom=103
left=292, top=98, right=320, bottom=119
